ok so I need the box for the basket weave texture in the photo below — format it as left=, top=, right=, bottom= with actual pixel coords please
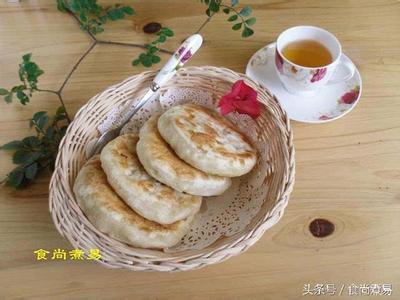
left=49, top=66, right=295, bottom=272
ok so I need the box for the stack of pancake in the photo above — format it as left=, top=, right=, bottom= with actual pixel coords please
left=74, top=104, right=257, bottom=249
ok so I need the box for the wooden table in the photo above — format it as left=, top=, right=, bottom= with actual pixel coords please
left=1, top=1, right=399, bottom=299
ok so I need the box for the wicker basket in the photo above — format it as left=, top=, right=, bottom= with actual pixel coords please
left=49, top=66, right=295, bottom=272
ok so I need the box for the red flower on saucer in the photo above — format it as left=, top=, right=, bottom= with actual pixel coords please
left=319, top=115, right=331, bottom=120
left=218, top=80, right=260, bottom=119
left=340, top=86, right=360, bottom=104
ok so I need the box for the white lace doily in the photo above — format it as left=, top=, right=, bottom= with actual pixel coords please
left=97, top=87, right=270, bottom=252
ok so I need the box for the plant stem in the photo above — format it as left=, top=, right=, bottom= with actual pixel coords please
left=97, top=40, right=174, bottom=54
left=36, top=88, right=59, bottom=96
left=58, top=42, right=97, bottom=94
left=66, top=9, right=97, bottom=42
left=195, top=14, right=214, bottom=34
left=220, top=4, right=246, bottom=24
left=57, top=93, right=71, bottom=123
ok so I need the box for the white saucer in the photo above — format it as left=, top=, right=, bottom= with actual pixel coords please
left=246, top=43, right=362, bottom=123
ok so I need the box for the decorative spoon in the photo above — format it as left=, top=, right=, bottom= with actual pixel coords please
left=87, top=34, right=203, bottom=157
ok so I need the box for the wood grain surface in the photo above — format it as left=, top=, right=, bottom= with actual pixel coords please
left=1, top=0, right=399, bottom=299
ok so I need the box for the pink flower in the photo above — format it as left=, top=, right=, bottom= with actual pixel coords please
left=218, top=80, right=261, bottom=119
left=319, top=115, right=331, bottom=120
left=275, top=50, right=284, bottom=74
left=340, top=87, right=360, bottom=104
left=177, top=47, right=192, bottom=63
left=311, top=68, right=327, bottom=83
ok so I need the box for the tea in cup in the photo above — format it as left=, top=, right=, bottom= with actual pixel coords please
left=270, top=26, right=355, bottom=95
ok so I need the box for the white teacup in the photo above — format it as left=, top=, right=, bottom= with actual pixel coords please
left=269, top=26, right=355, bottom=95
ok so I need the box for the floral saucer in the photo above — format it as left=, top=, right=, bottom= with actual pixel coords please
left=246, top=43, right=362, bottom=123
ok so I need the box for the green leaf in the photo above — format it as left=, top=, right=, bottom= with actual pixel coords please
left=223, top=8, right=230, bottom=14
left=245, top=17, right=256, bottom=26
left=4, top=93, right=12, bottom=103
left=206, top=8, right=211, bottom=17
left=56, top=106, right=66, bottom=115
left=37, top=114, right=49, bottom=130
left=151, top=55, right=161, bottom=64
left=16, top=90, right=29, bottom=105
left=157, top=35, right=167, bottom=43
left=99, top=15, right=107, bottom=23
left=0, top=88, right=8, bottom=95
left=107, top=8, right=124, bottom=21
left=31, top=111, right=48, bottom=129
left=23, top=62, right=37, bottom=74
left=60, top=125, right=69, bottom=136
left=122, top=6, right=134, bottom=15
left=13, top=150, right=42, bottom=165
left=242, top=26, right=254, bottom=38
left=45, top=127, right=55, bottom=139
left=232, top=23, right=242, bottom=30
left=80, top=13, right=88, bottom=22
left=23, top=136, right=41, bottom=147
left=32, top=111, right=47, bottom=120
left=147, top=45, right=158, bottom=54
left=228, top=15, right=238, bottom=22
left=161, top=27, right=174, bottom=37
left=11, top=85, right=25, bottom=93
left=209, top=0, right=220, bottom=12
left=239, top=6, right=252, bottom=17
left=1, top=104, right=71, bottom=189
left=141, top=55, right=153, bottom=67
left=8, top=169, right=24, bottom=188
left=132, top=59, right=141, bottom=66
left=13, top=150, right=30, bottom=164
left=58, top=0, right=134, bottom=35
left=22, top=53, right=32, bottom=62
left=1, top=140, right=24, bottom=150
left=231, top=0, right=239, bottom=7
left=57, top=0, right=67, bottom=12
left=25, top=163, right=38, bottom=180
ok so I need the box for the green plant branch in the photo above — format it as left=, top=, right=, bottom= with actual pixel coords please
left=66, top=8, right=97, bottom=41
left=220, top=4, right=245, bottom=23
left=132, top=27, right=175, bottom=67
left=1, top=0, right=256, bottom=189
left=200, top=0, right=256, bottom=37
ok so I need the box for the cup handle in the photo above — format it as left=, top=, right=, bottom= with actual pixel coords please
left=328, top=55, right=355, bottom=84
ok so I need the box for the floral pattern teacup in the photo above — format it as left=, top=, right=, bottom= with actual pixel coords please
left=270, top=26, right=355, bottom=95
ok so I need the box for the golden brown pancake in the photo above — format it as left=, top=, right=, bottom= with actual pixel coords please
left=158, top=104, right=257, bottom=177
left=137, top=114, right=231, bottom=196
left=73, top=156, right=193, bottom=249
left=100, top=134, right=202, bottom=224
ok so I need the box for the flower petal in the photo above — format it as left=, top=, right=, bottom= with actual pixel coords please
left=218, top=96, right=236, bottom=115
left=233, top=98, right=261, bottom=119
left=238, top=81, right=257, bottom=101
left=218, top=80, right=261, bottom=118
left=231, top=80, right=245, bottom=96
